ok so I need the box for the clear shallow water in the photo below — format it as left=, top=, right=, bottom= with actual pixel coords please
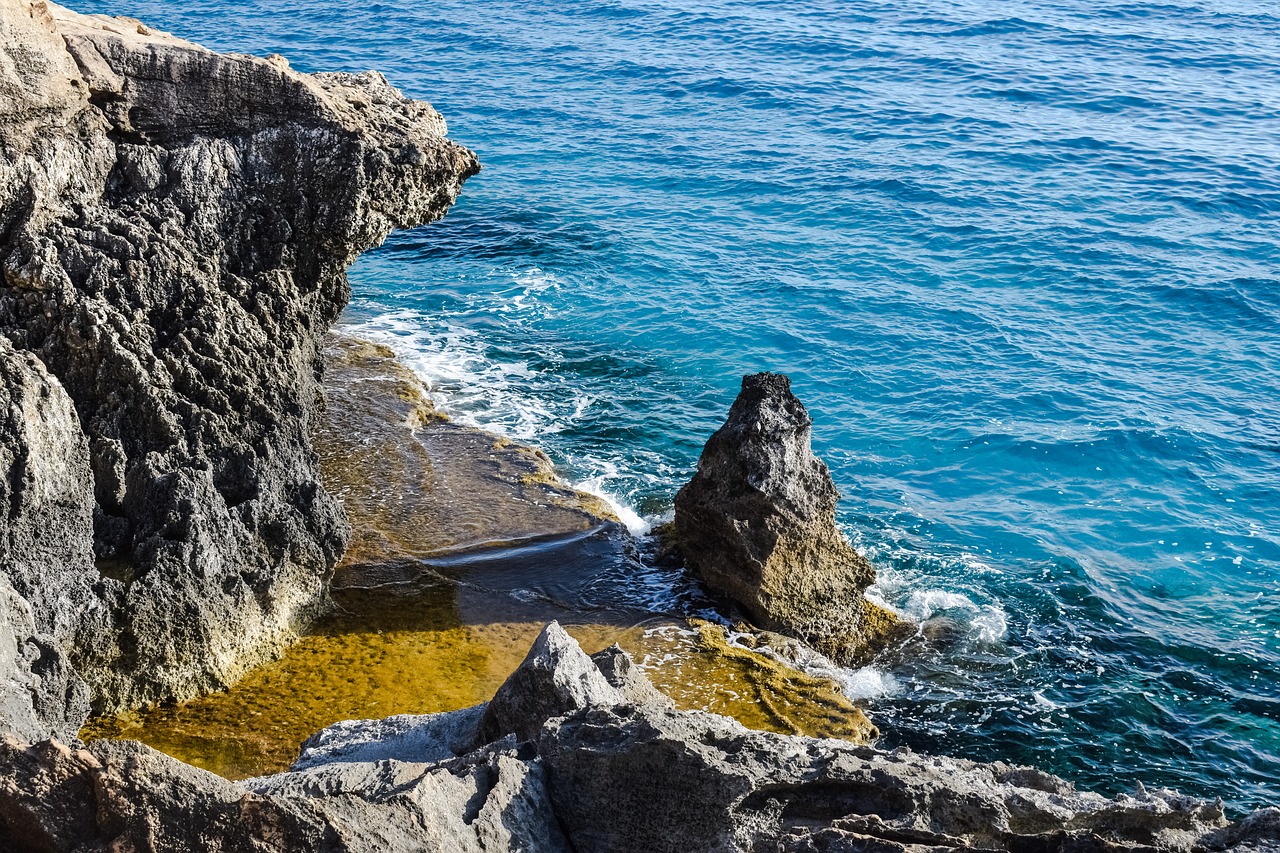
left=81, top=0, right=1279, bottom=812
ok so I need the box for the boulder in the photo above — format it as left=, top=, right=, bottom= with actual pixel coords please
left=477, top=621, right=624, bottom=744
left=671, top=373, right=910, bottom=665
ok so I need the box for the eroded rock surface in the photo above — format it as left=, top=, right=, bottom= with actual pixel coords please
left=2, top=625, right=1274, bottom=852
left=314, top=334, right=618, bottom=578
left=671, top=373, right=910, bottom=665
left=0, top=0, right=478, bottom=713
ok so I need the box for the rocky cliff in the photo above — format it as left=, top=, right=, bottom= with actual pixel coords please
left=0, top=0, right=478, bottom=723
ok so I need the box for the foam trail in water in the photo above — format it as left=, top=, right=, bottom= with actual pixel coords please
left=340, top=308, right=655, bottom=535
left=575, top=462, right=652, bottom=536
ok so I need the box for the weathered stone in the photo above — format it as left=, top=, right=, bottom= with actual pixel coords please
left=0, top=1, right=478, bottom=713
left=0, top=579, right=88, bottom=743
left=672, top=372, right=911, bottom=665
left=0, top=628, right=1273, bottom=852
left=0, top=735, right=339, bottom=852
left=477, top=620, right=624, bottom=744
left=0, top=338, right=103, bottom=650
left=590, top=644, right=674, bottom=709
left=293, top=705, right=487, bottom=770
left=538, top=703, right=1242, bottom=853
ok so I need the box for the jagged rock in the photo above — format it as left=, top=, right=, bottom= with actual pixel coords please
left=538, top=705, right=1242, bottom=853
left=477, top=621, right=625, bottom=744
left=252, top=741, right=568, bottom=853
left=671, top=372, right=911, bottom=666
left=0, top=579, right=88, bottom=743
left=292, top=705, right=488, bottom=770
left=0, top=735, right=339, bottom=852
left=0, top=627, right=1273, bottom=852
left=590, top=644, right=674, bottom=709
left=0, top=1, right=478, bottom=712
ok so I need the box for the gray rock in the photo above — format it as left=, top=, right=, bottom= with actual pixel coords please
left=292, top=705, right=487, bottom=770
left=477, top=621, right=625, bottom=744
left=538, top=703, right=1243, bottom=853
left=0, top=338, right=104, bottom=651
left=0, top=735, right=339, bottom=852
left=671, top=373, right=911, bottom=665
left=0, top=1, right=478, bottom=712
left=0, top=627, right=1272, bottom=852
left=0, top=578, right=88, bottom=743
left=252, top=741, right=568, bottom=853
left=590, top=644, right=674, bottom=709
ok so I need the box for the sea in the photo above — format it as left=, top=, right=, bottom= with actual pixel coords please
left=79, top=0, right=1279, bottom=813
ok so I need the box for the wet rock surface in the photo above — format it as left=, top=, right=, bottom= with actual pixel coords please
left=671, top=372, right=911, bottom=665
left=0, top=0, right=478, bottom=713
left=2, top=625, right=1275, bottom=852
left=314, top=333, right=617, bottom=578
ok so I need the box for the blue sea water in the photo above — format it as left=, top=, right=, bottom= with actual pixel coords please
left=80, top=0, right=1279, bottom=812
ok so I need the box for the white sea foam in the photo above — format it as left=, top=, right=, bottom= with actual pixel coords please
left=574, top=461, right=651, bottom=536
left=342, top=304, right=655, bottom=536
left=838, top=667, right=902, bottom=700
left=900, top=588, right=1008, bottom=644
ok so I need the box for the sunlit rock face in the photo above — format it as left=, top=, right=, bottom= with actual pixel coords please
left=672, top=372, right=910, bottom=665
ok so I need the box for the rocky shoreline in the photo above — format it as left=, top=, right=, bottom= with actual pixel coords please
left=1, top=2, right=1277, bottom=851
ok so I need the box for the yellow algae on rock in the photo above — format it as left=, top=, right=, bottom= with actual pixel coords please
left=637, top=621, right=879, bottom=744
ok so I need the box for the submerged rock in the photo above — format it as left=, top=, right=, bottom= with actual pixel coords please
left=0, top=1, right=478, bottom=713
left=671, top=373, right=910, bottom=665
left=314, top=333, right=618, bottom=578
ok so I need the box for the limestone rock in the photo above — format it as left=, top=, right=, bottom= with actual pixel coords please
left=292, top=705, right=487, bottom=770
left=0, top=627, right=1272, bottom=852
left=538, top=704, right=1242, bottom=853
left=590, top=644, right=674, bottom=709
left=0, top=579, right=88, bottom=743
left=0, top=735, right=338, bottom=852
left=0, top=1, right=478, bottom=712
left=477, top=621, right=624, bottom=744
left=672, top=372, right=910, bottom=665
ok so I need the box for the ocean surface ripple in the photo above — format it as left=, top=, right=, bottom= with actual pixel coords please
left=80, top=0, right=1279, bottom=812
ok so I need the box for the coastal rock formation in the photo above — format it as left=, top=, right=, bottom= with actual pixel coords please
left=0, top=0, right=478, bottom=713
left=477, top=621, right=624, bottom=744
left=1, top=625, right=1275, bottom=852
left=0, top=338, right=96, bottom=741
left=671, top=373, right=909, bottom=665
left=314, top=334, right=618, bottom=579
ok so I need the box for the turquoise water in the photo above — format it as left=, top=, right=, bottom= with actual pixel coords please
left=81, top=0, right=1278, bottom=812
